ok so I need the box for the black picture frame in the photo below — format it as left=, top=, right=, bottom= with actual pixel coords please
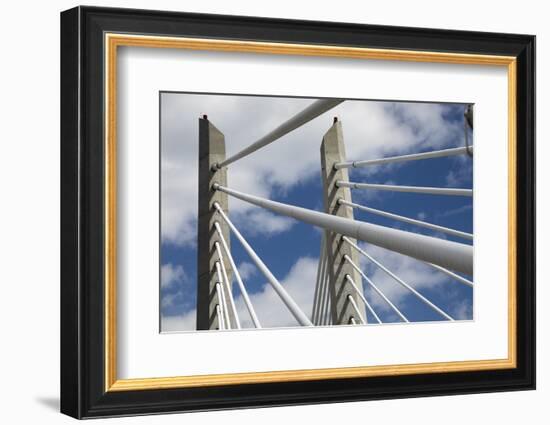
left=61, top=5, right=535, bottom=419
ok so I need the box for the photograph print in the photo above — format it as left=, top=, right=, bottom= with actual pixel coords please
left=160, top=93, right=474, bottom=332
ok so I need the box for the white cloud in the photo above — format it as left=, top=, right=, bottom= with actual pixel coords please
left=161, top=94, right=464, bottom=246
left=437, top=204, right=473, bottom=218
left=161, top=311, right=196, bottom=332
left=161, top=248, right=471, bottom=331
left=237, top=261, right=257, bottom=280
left=234, top=256, right=318, bottom=328
left=160, top=263, right=190, bottom=311
left=358, top=242, right=452, bottom=314
left=234, top=209, right=296, bottom=237
left=160, top=263, right=187, bottom=288
left=452, top=299, right=473, bottom=320
left=162, top=256, right=318, bottom=332
left=445, top=154, right=473, bottom=187
left=159, top=94, right=471, bottom=330
left=161, top=292, right=179, bottom=309
left=446, top=168, right=471, bottom=187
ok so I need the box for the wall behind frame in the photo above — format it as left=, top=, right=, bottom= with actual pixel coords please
left=0, top=1, right=543, bottom=424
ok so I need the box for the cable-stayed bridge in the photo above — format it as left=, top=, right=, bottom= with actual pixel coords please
left=196, top=99, right=473, bottom=330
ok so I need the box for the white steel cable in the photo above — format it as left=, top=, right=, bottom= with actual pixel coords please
left=317, top=240, right=329, bottom=325
left=425, top=262, right=474, bottom=287
left=215, top=282, right=230, bottom=329
left=337, top=181, right=472, bottom=197
left=334, top=146, right=473, bottom=169
left=319, top=240, right=331, bottom=325
left=347, top=295, right=366, bottom=324
left=215, top=99, right=344, bottom=169
left=342, top=237, right=454, bottom=321
left=214, top=202, right=313, bottom=326
left=343, top=255, right=409, bottom=323
left=338, top=199, right=473, bottom=241
left=345, top=274, right=382, bottom=324
left=216, top=304, right=225, bottom=330
left=214, top=243, right=241, bottom=329
left=311, top=232, right=326, bottom=323
left=213, top=223, right=262, bottom=328
left=213, top=184, right=473, bottom=275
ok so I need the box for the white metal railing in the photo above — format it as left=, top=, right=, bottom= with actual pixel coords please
left=213, top=184, right=473, bottom=275
left=214, top=202, right=313, bottom=326
left=334, top=146, right=473, bottom=169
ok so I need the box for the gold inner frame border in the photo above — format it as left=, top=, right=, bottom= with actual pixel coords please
left=104, top=33, right=517, bottom=392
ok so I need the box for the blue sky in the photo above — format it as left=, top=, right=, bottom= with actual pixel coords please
left=160, top=93, right=473, bottom=332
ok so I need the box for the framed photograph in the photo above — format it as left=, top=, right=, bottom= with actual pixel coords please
left=60, top=6, right=535, bottom=419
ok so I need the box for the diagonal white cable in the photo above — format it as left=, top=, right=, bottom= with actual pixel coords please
left=323, top=274, right=331, bottom=325
left=213, top=184, right=472, bottom=275
left=319, top=247, right=330, bottom=325
left=214, top=243, right=241, bottom=329
left=345, top=274, right=382, bottom=324
left=425, top=262, right=473, bottom=287
left=312, top=232, right=328, bottom=324
left=215, top=282, right=230, bottom=329
left=215, top=99, right=344, bottom=169
left=343, top=255, right=409, bottom=323
left=214, top=223, right=262, bottom=328
left=347, top=295, right=366, bottom=324
left=337, top=181, right=472, bottom=197
left=338, top=199, right=473, bottom=241
left=214, top=202, right=312, bottom=326
left=342, top=237, right=454, bottom=321
left=320, top=236, right=332, bottom=326
left=334, top=146, right=473, bottom=169
left=215, top=304, right=225, bottom=330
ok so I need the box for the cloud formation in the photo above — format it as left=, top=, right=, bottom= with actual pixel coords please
left=161, top=256, right=318, bottom=331
left=161, top=246, right=471, bottom=332
left=161, top=94, right=464, bottom=246
left=237, top=261, right=257, bottom=280
left=160, top=93, right=471, bottom=331
left=234, top=209, right=296, bottom=237
left=358, top=242, right=465, bottom=321
left=161, top=263, right=187, bottom=288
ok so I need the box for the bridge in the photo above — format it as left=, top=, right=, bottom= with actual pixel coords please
left=195, top=99, right=473, bottom=330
